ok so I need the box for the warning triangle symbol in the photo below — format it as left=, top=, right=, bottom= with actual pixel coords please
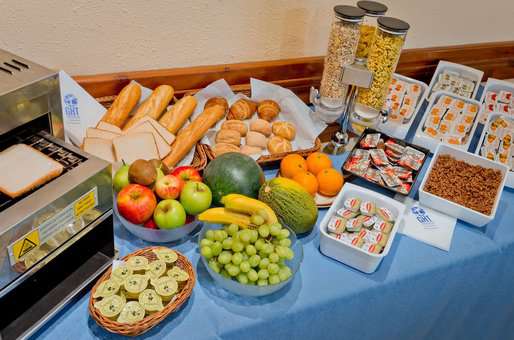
left=18, top=238, right=37, bottom=259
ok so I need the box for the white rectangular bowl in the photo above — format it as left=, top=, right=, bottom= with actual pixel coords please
left=477, top=78, right=514, bottom=124
left=319, top=183, right=405, bottom=274
left=474, top=112, right=514, bottom=188
left=418, top=144, right=508, bottom=227
left=377, top=73, right=429, bottom=140
left=413, top=90, right=482, bottom=153
left=427, top=60, right=484, bottom=100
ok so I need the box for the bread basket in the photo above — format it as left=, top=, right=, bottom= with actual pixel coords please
left=88, top=246, right=195, bottom=336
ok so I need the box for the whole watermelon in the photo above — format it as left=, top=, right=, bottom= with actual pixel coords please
left=204, top=152, right=265, bottom=206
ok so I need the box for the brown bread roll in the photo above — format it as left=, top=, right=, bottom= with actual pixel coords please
left=205, top=97, right=228, bottom=114
left=99, top=82, right=141, bottom=128
left=228, top=99, right=257, bottom=120
left=245, top=131, right=268, bottom=149
left=249, top=119, right=272, bottom=136
left=272, top=121, right=296, bottom=140
left=216, top=129, right=241, bottom=146
left=240, top=145, right=262, bottom=156
left=221, top=120, right=248, bottom=136
left=158, top=95, right=197, bottom=134
left=267, top=136, right=292, bottom=154
left=213, top=143, right=240, bottom=157
left=257, top=100, right=280, bottom=121
left=123, top=85, right=175, bottom=129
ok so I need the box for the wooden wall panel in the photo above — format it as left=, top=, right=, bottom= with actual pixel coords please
left=75, top=41, right=514, bottom=103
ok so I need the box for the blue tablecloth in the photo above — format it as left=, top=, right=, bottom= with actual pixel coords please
left=33, top=86, right=514, bottom=340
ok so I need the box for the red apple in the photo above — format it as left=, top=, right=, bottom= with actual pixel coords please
left=143, top=218, right=158, bottom=229
left=117, top=184, right=157, bottom=224
left=155, top=175, right=184, bottom=200
left=172, top=166, right=202, bottom=182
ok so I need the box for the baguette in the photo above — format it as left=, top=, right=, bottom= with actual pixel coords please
left=158, top=95, right=197, bottom=134
left=99, top=82, right=141, bottom=127
left=163, top=104, right=226, bottom=169
left=123, top=85, right=174, bottom=130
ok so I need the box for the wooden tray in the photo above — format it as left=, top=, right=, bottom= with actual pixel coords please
left=96, top=95, right=208, bottom=171
left=88, top=246, right=195, bottom=337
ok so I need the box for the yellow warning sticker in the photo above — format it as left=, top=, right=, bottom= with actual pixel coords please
left=11, top=229, right=40, bottom=262
left=74, top=190, right=96, bottom=217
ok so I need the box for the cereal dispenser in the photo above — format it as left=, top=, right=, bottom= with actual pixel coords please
left=355, top=1, right=388, bottom=63
left=352, top=17, right=410, bottom=129
left=310, top=5, right=365, bottom=123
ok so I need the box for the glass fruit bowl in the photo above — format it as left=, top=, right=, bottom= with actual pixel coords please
left=198, top=223, right=303, bottom=297
left=114, top=198, right=200, bottom=243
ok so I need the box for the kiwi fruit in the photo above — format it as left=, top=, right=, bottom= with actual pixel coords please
left=149, top=158, right=162, bottom=170
left=129, top=159, right=157, bottom=186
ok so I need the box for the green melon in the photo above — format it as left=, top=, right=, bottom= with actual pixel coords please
left=259, top=177, right=318, bottom=234
left=204, top=152, right=265, bottom=206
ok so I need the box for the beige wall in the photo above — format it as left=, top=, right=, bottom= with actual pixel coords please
left=1, top=0, right=513, bottom=75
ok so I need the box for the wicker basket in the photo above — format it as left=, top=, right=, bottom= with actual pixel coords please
left=95, top=95, right=208, bottom=171
left=204, top=138, right=322, bottom=167
left=88, top=246, right=195, bottom=337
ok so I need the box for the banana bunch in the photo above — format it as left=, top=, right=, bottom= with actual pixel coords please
left=198, top=194, right=278, bottom=228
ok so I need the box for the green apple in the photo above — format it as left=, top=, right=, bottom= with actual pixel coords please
left=180, top=181, right=212, bottom=215
left=153, top=199, right=186, bottom=229
left=113, top=165, right=130, bottom=192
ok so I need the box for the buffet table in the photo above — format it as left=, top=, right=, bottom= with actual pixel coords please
left=33, top=132, right=514, bottom=340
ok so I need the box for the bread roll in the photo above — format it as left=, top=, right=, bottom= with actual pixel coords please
left=213, top=143, right=240, bottom=157
left=163, top=104, right=226, bottom=169
left=123, top=85, right=175, bottom=129
left=245, top=131, right=268, bottom=149
left=159, top=96, right=197, bottom=134
left=240, top=145, right=262, bottom=156
left=205, top=97, right=228, bottom=113
left=228, top=99, right=256, bottom=120
left=257, top=100, right=280, bottom=121
left=221, top=120, right=248, bottom=136
left=100, top=82, right=141, bottom=128
left=216, top=129, right=241, bottom=146
left=267, top=136, right=292, bottom=154
left=249, top=119, right=272, bottom=136
left=272, top=121, right=296, bottom=140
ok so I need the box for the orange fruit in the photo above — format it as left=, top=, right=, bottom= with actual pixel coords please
left=280, top=154, right=307, bottom=179
left=317, top=168, right=344, bottom=197
left=292, top=171, right=318, bottom=196
left=306, top=152, right=332, bottom=175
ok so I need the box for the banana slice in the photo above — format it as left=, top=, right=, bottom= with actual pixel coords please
left=94, top=294, right=126, bottom=320
left=138, top=289, right=164, bottom=313
left=124, top=274, right=149, bottom=299
left=167, top=266, right=189, bottom=282
left=126, top=256, right=149, bottom=273
left=117, top=301, right=145, bottom=324
left=111, top=265, right=133, bottom=285
left=152, top=248, right=178, bottom=265
left=147, top=260, right=166, bottom=280
left=93, top=279, right=120, bottom=299
left=152, top=276, right=178, bottom=302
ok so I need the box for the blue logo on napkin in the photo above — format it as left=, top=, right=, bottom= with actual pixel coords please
left=63, top=93, right=79, bottom=121
left=411, top=206, right=434, bottom=226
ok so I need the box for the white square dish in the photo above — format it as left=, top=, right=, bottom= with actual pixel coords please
left=413, top=90, right=482, bottom=153
left=477, top=78, right=514, bottom=124
left=418, top=144, right=508, bottom=227
left=427, top=60, right=484, bottom=100
left=319, top=183, right=405, bottom=274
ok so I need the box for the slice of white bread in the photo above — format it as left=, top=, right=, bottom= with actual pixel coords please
left=96, top=121, right=123, bottom=134
left=112, top=132, right=159, bottom=163
left=83, top=138, right=116, bottom=163
left=86, top=127, right=120, bottom=140
left=124, top=121, right=171, bottom=159
left=132, top=116, right=175, bottom=145
left=0, top=144, right=64, bottom=198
